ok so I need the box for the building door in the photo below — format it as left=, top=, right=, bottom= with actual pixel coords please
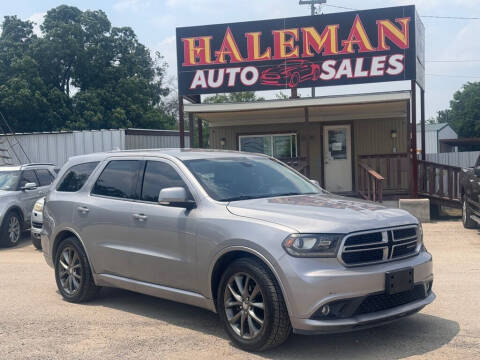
left=323, top=124, right=352, bottom=192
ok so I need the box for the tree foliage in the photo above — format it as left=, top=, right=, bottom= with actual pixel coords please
left=0, top=5, right=175, bottom=133
left=203, top=91, right=264, bottom=104
left=436, top=82, right=480, bottom=138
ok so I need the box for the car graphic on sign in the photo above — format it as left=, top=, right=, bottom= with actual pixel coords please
left=261, top=59, right=321, bottom=88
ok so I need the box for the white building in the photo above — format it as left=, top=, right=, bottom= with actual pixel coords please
left=416, top=123, right=457, bottom=154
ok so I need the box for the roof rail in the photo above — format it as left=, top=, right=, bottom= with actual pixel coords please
left=22, top=163, right=56, bottom=167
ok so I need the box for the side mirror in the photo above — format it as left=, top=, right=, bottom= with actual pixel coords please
left=310, top=179, right=320, bottom=187
left=22, top=182, right=37, bottom=191
left=475, top=167, right=480, bottom=177
left=158, top=187, right=195, bottom=209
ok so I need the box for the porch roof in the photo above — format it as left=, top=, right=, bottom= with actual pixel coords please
left=185, top=91, right=411, bottom=127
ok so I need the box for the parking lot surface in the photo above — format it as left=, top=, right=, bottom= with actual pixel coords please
left=0, top=221, right=479, bottom=360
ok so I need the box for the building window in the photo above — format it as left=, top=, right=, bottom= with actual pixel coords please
left=239, top=134, right=297, bottom=158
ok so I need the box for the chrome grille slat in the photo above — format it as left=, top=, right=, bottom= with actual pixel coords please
left=339, top=225, right=420, bottom=267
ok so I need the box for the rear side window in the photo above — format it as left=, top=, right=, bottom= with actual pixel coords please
left=57, top=162, right=99, bottom=192
left=19, top=170, right=38, bottom=188
left=141, top=161, right=190, bottom=202
left=92, top=160, right=142, bottom=200
left=35, top=169, right=54, bottom=186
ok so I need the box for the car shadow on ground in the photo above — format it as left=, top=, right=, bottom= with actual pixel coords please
left=86, top=288, right=459, bottom=359
left=0, top=232, right=35, bottom=251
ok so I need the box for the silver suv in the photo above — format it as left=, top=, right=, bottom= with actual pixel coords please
left=42, top=150, right=434, bottom=351
left=0, top=164, right=56, bottom=247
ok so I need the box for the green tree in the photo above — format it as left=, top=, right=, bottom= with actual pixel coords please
left=0, top=6, right=174, bottom=133
left=436, top=82, right=480, bottom=137
left=203, top=91, right=265, bottom=103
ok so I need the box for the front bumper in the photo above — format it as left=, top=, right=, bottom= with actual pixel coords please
left=31, top=210, right=43, bottom=238
left=278, top=250, right=434, bottom=333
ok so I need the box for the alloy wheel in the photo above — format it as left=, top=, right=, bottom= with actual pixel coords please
left=8, top=216, right=20, bottom=244
left=224, top=273, right=265, bottom=340
left=58, top=246, right=83, bottom=295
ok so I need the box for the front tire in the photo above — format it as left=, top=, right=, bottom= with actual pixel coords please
left=217, top=258, right=291, bottom=352
left=462, top=198, right=477, bottom=229
left=54, top=237, right=100, bottom=303
left=32, top=235, right=42, bottom=250
left=0, top=212, right=22, bottom=247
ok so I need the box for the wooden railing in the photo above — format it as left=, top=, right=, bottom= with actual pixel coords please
left=358, top=153, right=410, bottom=193
left=418, top=160, right=462, bottom=206
left=280, top=157, right=310, bottom=177
left=358, top=161, right=385, bottom=202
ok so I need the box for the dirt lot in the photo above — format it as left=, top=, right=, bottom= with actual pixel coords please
left=0, top=221, right=479, bottom=360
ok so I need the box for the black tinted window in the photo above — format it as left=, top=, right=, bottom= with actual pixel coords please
left=58, top=162, right=99, bottom=192
left=141, top=161, right=188, bottom=202
left=92, top=160, right=142, bottom=199
left=19, top=170, right=38, bottom=188
left=36, top=169, right=54, bottom=186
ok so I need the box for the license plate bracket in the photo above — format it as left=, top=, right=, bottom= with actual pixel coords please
left=385, top=268, right=414, bottom=295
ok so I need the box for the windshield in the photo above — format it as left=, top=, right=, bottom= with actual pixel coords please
left=183, top=157, right=322, bottom=202
left=0, top=171, right=20, bottom=191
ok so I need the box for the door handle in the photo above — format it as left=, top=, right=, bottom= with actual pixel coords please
left=133, top=213, right=148, bottom=222
left=77, top=206, right=90, bottom=214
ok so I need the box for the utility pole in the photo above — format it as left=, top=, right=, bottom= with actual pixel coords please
left=299, top=0, right=326, bottom=97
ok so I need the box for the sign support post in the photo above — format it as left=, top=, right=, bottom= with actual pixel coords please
left=178, top=95, right=185, bottom=148
left=421, top=89, right=426, bottom=161
left=411, top=80, right=418, bottom=198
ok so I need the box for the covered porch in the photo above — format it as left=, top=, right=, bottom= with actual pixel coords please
left=184, top=91, right=429, bottom=202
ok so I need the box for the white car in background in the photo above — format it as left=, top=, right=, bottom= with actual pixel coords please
left=31, top=197, right=45, bottom=250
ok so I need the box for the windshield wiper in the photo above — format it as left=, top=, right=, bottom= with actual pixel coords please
left=219, top=194, right=271, bottom=202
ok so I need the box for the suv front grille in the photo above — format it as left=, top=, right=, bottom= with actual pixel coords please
left=340, top=226, right=420, bottom=266
left=354, top=284, right=428, bottom=315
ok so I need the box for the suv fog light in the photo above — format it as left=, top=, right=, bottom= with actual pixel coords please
left=320, top=305, right=330, bottom=316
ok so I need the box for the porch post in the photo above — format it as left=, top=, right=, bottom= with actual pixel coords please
left=420, top=89, right=426, bottom=161
left=304, top=107, right=311, bottom=178
left=411, top=80, right=418, bottom=198
left=197, top=117, right=203, bottom=148
left=178, top=95, right=185, bottom=148
left=188, top=112, right=195, bottom=148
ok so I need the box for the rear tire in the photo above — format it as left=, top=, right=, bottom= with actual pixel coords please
left=0, top=211, right=22, bottom=247
left=462, top=198, right=477, bottom=229
left=54, top=237, right=100, bottom=303
left=217, top=258, right=291, bottom=352
left=32, top=235, right=42, bottom=250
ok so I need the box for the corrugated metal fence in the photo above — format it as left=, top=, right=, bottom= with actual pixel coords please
left=426, top=151, right=480, bottom=168
left=0, top=129, right=189, bottom=167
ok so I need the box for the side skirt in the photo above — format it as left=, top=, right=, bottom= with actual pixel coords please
left=94, top=273, right=216, bottom=313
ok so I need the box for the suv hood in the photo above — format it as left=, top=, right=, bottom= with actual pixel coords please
left=227, top=194, right=418, bottom=234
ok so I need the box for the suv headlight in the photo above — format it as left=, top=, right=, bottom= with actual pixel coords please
left=418, top=223, right=425, bottom=250
left=282, top=233, right=343, bottom=258
left=34, top=201, right=44, bottom=212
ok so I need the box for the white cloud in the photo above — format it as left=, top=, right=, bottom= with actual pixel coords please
left=28, top=12, right=45, bottom=37
left=113, top=0, right=151, bottom=12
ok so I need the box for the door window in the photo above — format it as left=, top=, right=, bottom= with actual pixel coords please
left=92, top=160, right=143, bottom=200
left=35, top=169, right=54, bottom=186
left=141, top=161, right=190, bottom=202
left=19, top=170, right=38, bottom=188
left=327, top=129, right=347, bottom=160
left=57, top=162, right=99, bottom=192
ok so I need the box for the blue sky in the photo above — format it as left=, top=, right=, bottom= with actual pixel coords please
left=1, top=0, right=480, bottom=119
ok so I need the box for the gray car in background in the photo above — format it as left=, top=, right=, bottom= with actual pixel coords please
left=41, top=150, right=434, bottom=351
left=0, top=164, right=56, bottom=247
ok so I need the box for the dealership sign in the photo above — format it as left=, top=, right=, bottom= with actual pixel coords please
left=176, top=5, right=425, bottom=95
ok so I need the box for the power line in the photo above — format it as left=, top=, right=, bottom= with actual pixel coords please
left=421, top=15, right=480, bottom=20
left=324, top=4, right=480, bottom=20
left=426, top=59, right=480, bottom=63
left=426, top=73, right=480, bottom=79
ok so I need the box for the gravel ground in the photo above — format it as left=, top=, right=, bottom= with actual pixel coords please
left=0, top=221, right=479, bottom=359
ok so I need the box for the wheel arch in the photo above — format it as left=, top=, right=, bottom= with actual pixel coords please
left=3, top=205, right=25, bottom=224
left=52, top=228, right=89, bottom=266
left=209, top=246, right=291, bottom=315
